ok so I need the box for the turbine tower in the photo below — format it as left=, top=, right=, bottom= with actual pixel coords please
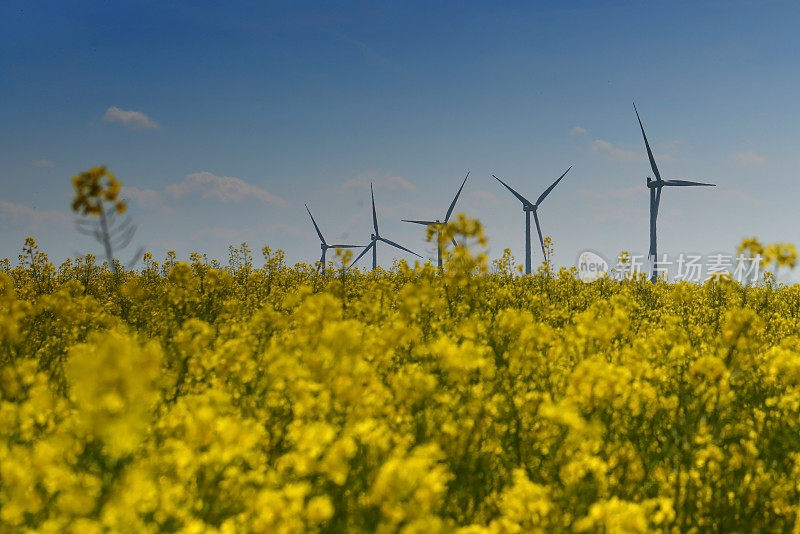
left=634, top=103, right=716, bottom=283
left=492, top=166, right=572, bottom=274
left=305, top=204, right=361, bottom=270
left=402, top=171, right=470, bottom=268
left=351, top=183, right=422, bottom=270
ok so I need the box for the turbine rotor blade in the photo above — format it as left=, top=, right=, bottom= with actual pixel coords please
left=402, top=219, right=438, bottom=226
left=328, top=244, right=362, bottom=248
left=378, top=237, right=422, bottom=258
left=491, top=175, right=533, bottom=206
left=650, top=187, right=656, bottom=217
left=305, top=204, right=326, bottom=245
left=370, top=183, right=379, bottom=235
left=633, top=103, right=663, bottom=182
left=533, top=210, right=546, bottom=259
left=445, top=171, right=470, bottom=222
left=350, top=242, right=374, bottom=266
left=655, top=186, right=662, bottom=216
left=126, top=246, right=146, bottom=269
left=663, top=180, right=716, bottom=187
left=535, top=165, right=572, bottom=206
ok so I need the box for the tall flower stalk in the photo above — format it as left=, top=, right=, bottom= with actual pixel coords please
left=71, top=166, right=141, bottom=274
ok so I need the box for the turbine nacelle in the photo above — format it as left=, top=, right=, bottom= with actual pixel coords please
left=400, top=172, right=470, bottom=268
left=635, top=102, right=717, bottom=283
left=351, top=186, right=421, bottom=270
left=305, top=204, right=362, bottom=269
left=491, top=166, right=572, bottom=274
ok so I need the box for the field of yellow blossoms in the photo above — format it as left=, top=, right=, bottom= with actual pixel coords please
left=3, top=216, right=800, bottom=533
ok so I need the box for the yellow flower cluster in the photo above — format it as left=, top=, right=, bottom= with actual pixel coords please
left=2, top=220, right=800, bottom=531
left=738, top=237, right=798, bottom=269
left=71, top=165, right=126, bottom=216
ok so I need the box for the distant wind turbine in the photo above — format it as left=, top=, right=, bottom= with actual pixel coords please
left=634, top=103, right=716, bottom=283
left=305, top=204, right=361, bottom=270
left=492, top=166, right=572, bottom=274
left=351, top=183, right=422, bottom=270
left=402, top=171, right=470, bottom=268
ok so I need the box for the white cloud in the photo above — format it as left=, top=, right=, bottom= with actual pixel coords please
left=591, top=139, right=675, bottom=164
left=570, top=126, right=587, bottom=136
left=102, top=106, right=159, bottom=130
left=341, top=171, right=416, bottom=192
left=733, top=150, right=766, bottom=167
left=167, top=172, right=288, bottom=206
left=31, top=159, right=54, bottom=168
left=0, top=200, right=71, bottom=228
left=591, top=140, right=643, bottom=163
left=122, top=186, right=171, bottom=213
left=122, top=173, right=287, bottom=212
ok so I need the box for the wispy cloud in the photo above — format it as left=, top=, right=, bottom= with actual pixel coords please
left=578, top=186, right=646, bottom=225
left=31, top=159, right=54, bottom=168
left=0, top=200, right=71, bottom=229
left=580, top=183, right=760, bottom=225
left=591, top=140, right=642, bottom=163
left=332, top=31, right=419, bottom=80
left=579, top=186, right=643, bottom=201
left=693, top=186, right=762, bottom=206
left=190, top=222, right=304, bottom=243
left=594, top=204, right=648, bottom=224
left=591, top=139, right=675, bottom=164
left=102, top=106, right=159, bottom=130
left=341, top=171, right=416, bottom=192
left=733, top=150, right=766, bottom=167
left=374, top=201, right=428, bottom=220
left=166, top=172, right=288, bottom=206
left=465, top=189, right=503, bottom=207
left=122, top=186, right=171, bottom=213
left=717, top=188, right=761, bottom=204
left=570, top=126, right=587, bottom=136
left=123, top=172, right=287, bottom=212
left=658, top=139, right=684, bottom=151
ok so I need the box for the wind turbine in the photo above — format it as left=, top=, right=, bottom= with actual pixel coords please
left=305, top=204, right=361, bottom=270
left=402, top=171, right=470, bottom=268
left=351, top=183, right=422, bottom=270
left=634, top=103, right=716, bottom=283
left=492, top=166, right=572, bottom=274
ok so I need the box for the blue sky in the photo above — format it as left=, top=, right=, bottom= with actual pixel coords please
left=2, top=1, right=799, bottom=274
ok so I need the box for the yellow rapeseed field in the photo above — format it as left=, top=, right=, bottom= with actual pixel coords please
left=2, top=215, right=800, bottom=533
